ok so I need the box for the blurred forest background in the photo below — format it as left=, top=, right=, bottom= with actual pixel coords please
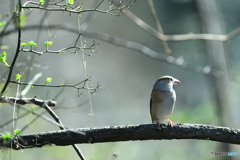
left=0, top=0, right=240, bottom=159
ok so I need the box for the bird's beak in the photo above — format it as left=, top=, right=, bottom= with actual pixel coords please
left=173, top=79, right=180, bottom=85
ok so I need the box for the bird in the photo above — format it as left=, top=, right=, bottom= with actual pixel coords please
left=150, top=75, right=180, bottom=127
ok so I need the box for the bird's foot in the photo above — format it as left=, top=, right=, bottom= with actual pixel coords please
left=167, top=119, right=174, bottom=126
left=154, top=121, right=161, bottom=129
left=156, top=121, right=162, bottom=130
left=155, top=121, right=160, bottom=128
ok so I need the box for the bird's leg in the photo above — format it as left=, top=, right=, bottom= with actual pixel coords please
left=155, top=120, right=160, bottom=128
left=167, top=119, right=174, bottom=126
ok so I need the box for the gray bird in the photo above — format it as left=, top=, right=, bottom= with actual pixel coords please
left=150, top=75, right=180, bottom=126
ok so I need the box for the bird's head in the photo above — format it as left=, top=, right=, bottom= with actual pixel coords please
left=153, top=75, right=180, bottom=92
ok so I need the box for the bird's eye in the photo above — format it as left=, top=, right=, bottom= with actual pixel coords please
left=169, top=78, right=173, bottom=81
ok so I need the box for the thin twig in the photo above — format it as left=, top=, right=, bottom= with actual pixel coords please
left=147, top=0, right=171, bottom=54
left=78, top=15, right=95, bottom=160
left=223, top=41, right=235, bottom=80
left=122, top=8, right=232, bottom=42
left=21, top=0, right=135, bottom=16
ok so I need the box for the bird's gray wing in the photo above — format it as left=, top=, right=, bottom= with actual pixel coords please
left=150, top=98, right=153, bottom=123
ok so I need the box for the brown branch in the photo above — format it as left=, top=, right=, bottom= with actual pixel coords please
left=1, top=123, right=239, bottom=150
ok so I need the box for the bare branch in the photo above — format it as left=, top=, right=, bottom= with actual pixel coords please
left=122, top=7, right=240, bottom=42
left=1, top=123, right=239, bottom=150
left=0, top=96, right=56, bottom=107
left=1, top=24, right=224, bottom=77
left=84, top=31, right=223, bottom=77
left=147, top=0, right=171, bottom=54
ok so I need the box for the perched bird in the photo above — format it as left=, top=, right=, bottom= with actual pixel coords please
left=150, top=76, right=180, bottom=127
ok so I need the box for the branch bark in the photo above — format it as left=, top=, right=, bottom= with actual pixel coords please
left=1, top=123, right=239, bottom=150
left=0, top=96, right=56, bottom=107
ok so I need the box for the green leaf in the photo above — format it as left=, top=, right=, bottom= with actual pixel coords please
left=0, top=21, right=6, bottom=30
left=39, top=0, right=45, bottom=7
left=28, top=41, right=37, bottom=50
left=21, top=43, right=27, bottom=49
left=46, top=77, right=52, bottom=83
left=2, top=133, right=11, bottom=140
left=21, top=43, right=27, bottom=47
left=0, top=21, right=6, bottom=26
left=65, top=0, right=74, bottom=9
left=15, top=74, right=21, bottom=80
left=45, top=77, right=52, bottom=85
left=2, top=51, right=6, bottom=57
left=67, top=0, right=74, bottom=5
left=0, top=51, right=10, bottom=68
left=45, top=41, right=53, bottom=50
left=28, top=41, right=37, bottom=47
left=45, top=41, right=53, bottom=46
left=14, top=129, right=21, bottom=135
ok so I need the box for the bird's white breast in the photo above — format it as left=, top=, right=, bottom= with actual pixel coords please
left=151, top=90, right=176, bottom=123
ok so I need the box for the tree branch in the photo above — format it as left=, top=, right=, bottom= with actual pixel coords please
left=0, top=96, right=56, bottom=107
left=0, top=24, right=224, bottom=77
left=1, top=123, right=239, bottom=150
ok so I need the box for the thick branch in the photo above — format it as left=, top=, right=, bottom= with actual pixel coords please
left=1, top=123, right=239, bottom=149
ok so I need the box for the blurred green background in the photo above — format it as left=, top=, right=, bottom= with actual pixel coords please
left=0, top=0, right=240, bottom=159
